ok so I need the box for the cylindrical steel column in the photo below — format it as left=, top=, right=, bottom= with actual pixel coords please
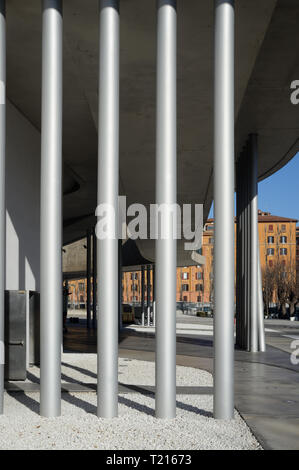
left=235, top=156, right=242, bottom=347
left=0, top=0, right=5, bottom=416
left=141, top=265, right=145, bottom=326
left=245, top=144, right=251, bottom=351
left=92, top=228, right=97, bottom=329
left=86, top=229, right=91, bottom=329
left=40, top=0, right=63, bottom=418
left=254, top=137, right=266, bottom=352
left=97, top=0, right=119, bottom=418
left=147, top=264, right=151, bottom=326
left=155, top=0, right=177, bottom=419
left=249, top=135, right=258, bottom=352
left=118, top=239, right=122, bottom=332
left=213, top=0, right=235, bottom=419
left=152, top=264, right=156, bottom=327
left=257, top=240, right=266, bottom=351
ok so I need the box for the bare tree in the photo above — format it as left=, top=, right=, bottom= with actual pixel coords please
left=272, top=260, right=298, bottom=317
left=262, top=264, right=276, bottom=316
left=284, top=261, right=298, bottom=316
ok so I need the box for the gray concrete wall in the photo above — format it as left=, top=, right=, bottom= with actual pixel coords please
left=63, top=238, right=87, bottom=279
left=5, top=101, right=40, bottom=292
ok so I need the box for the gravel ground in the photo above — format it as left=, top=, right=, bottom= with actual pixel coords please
left=0, top=355, right=261, bottom=450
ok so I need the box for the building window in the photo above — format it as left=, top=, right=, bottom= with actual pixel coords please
left=281, top=224, right=286, bottom=232
left=181, top=272, right=189, bottom=280
left=267, top=236, right=274, bottom=244
left=267, top=248, right=274, bottom=255
left=183, top=296, right=188, bottom=302
left=131, top=273, right=138, bottom=280
left=280, top=236, right=287, bottom=244
left=206, top=225, right=214, bottom=231
left=197, top=296, right=201, bottom=302
left=268, top=225, right=274, bottom=232
left=182, top=284, right=189, bottom=292
left=280, top=248, right=287, bottom=255
left=209, top=237, right=214, bottom=244
left=196, top=271, right=203, bottom=280
left=195, top=284, right=203, bottom=292
left=79, top=282, right=85, bottom=292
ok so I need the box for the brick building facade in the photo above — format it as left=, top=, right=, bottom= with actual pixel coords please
left=67, top=211, right=297, bottom=307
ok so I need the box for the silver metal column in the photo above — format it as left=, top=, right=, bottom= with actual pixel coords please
left=213, top=0, right=235, bottom=419
left=97, top=0, right=119, bottom=418
left=141, top=265, right=145, bottom=326
left=147, top=264, right=151, bottom=326
left=245, top=145, right=251, bottom=350
left=86, top=229, right=91, bottom=329
left=236, top=136, right=266, bottom=353
left=0, top=0, right=5, bottom=416
left=254, top=136, right=266, bottom=352
left=152, top=264, right=156, bottom=327
left=40, top=0, right=63, bottom=417
left=118, top=239, right=122, bottom=332
left=257, top=243, right=266, bottom=351
left=155, top=0, right=177, bottom=419
left=92, top=228, right=97, bottom=329
left=249, top=135, right=258, bottom=352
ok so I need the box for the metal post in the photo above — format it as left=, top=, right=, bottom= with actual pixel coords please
left=40, top=0, right=63, bottom=417
left=242, top=150, right=248, bottom=350
left=147, top=265, right=151, bottom=326
left=92, top=228, right=97, bottom=329
left=245, top=143, right=251, bottom=351
left=253, top=140, right=266, bottom=352
left=97, top=0, right=119, bottom=418
left=257, top=238, right=266, bottom=351
left=141, top=265, right=145, bottom=326
left=213, top=0, right=235, bottom=419
left=236, top=150, right=246, bottom=350
left=118, top=239, right=122, bottom=331
left=86, top=229, right=91, bottom=329
left=155, top=0, right=177, bottom=419
left=0, top=0, right=5, bottom=416
left=249, top=135, right=258, bottom=352
left=152, top=264, right=156, bottom=327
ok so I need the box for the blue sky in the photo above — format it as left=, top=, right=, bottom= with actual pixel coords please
left=209, top=152, right=299, bottom=224
left=258, top=152, right=299, bottom=223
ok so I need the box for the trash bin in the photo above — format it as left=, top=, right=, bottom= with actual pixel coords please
left=28, top=291, right=40, bottom=366
left=4, top=290, right=27, bottom=381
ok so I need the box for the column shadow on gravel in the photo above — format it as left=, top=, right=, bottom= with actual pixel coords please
left=8, top=392, right=40, bottom=415
left=118, top=395, right=155, bottom=417
left=61, top=392, right=97, bottom=415
left=61, top=361, right=97, bottom=380
left=120, top=383, right=213, bottom=418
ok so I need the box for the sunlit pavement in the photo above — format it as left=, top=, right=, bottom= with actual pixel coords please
left=61, top=313, right=299, bottom=449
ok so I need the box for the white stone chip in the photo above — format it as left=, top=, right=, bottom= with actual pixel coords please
left=0, top=355, right=261, bottom=450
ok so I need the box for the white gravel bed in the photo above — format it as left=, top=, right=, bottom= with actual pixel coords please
left=0, top=355, right=261, bottom=450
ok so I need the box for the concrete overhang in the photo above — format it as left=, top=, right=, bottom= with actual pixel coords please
left=6, top=0, right=299, bottom=265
